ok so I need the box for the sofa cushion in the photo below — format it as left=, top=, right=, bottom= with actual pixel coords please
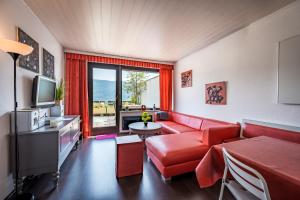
left=171, top=112, right=202, bottom=130
left=146, top=132, right=209, bottom=166
left=156, top=111, right=169, bottom=121
left=180, top=131, right=203, bottom=140
left=201, top=119, right=231, bottom=130
left=157, top=121, right=196, bottom=134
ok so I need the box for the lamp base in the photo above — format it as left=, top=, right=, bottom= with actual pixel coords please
left=11, top=193, right=34, bottom=200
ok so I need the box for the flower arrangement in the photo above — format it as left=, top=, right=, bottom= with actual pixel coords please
left=141, top=112, right=151, bottom=126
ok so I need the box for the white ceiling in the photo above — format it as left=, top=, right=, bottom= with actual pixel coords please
left=24, top=0, right=294, bottom=62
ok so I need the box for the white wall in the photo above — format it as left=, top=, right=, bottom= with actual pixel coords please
left=174, top=1, right=300, bottom=127
left=141, top=76, right=160, bottom=108
left=0, top=0, right=64, bottom=198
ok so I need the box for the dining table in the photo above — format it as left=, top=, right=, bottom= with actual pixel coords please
left=195, top=136, right=300, bottom=200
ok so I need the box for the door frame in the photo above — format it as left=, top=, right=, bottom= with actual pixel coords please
left=88, top=62, right=121, bottom=135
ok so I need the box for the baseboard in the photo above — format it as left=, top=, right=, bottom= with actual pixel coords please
left=0, top=174, right=14, bottom=200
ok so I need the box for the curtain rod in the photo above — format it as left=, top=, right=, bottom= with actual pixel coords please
left=64, top=49, right=175, bottom=65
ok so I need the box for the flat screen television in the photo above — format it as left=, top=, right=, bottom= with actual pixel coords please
left=32, top=75, right=56, bottom=107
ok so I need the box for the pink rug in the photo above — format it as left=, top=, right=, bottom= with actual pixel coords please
left=95, top=133, right=117, bottom=140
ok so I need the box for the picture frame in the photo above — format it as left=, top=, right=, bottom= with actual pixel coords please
left=205, top=81, right=227, bottom=105
left=181, top=70, right=192, bottom=88
left=17, top=28, right=39, bottom=73
left=42, top=48, right=55, bottom=79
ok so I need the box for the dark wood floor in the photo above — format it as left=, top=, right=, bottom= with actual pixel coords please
left=25, top=138, right=234, bottom=200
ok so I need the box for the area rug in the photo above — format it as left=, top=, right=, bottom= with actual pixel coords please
left=95, top=133, right=117, bottom=140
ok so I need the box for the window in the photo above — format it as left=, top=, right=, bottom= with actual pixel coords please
left=122, top=69, right=160, bottom=109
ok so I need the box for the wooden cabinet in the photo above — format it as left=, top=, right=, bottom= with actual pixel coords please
left=12, top=115, right=81, bottom=190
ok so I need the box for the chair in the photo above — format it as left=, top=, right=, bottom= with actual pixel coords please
left=219, top=148, right=271, bottom=200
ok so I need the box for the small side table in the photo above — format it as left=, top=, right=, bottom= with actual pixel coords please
left=128, top=122, right=162, bottom=139
left=115, top=135, right=143, bottom=178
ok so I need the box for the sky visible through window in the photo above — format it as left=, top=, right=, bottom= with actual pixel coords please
left=93, top=68, right=116, bottom=81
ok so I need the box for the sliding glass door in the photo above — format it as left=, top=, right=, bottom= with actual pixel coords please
left=88, top=63, right=160, bottom=136
left=88, top=63, right=120, bottom=135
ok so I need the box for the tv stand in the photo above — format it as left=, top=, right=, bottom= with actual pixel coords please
left=11, top=115, right=81, bottom=192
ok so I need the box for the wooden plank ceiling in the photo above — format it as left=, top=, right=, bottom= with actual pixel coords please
left=24, top=0, right=294, bottom=62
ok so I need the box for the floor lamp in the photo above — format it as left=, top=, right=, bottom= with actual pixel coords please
left=0, top=39, right=34, bottom=200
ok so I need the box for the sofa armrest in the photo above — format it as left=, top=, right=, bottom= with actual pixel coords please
left=202, top=125, right=240, bottom=146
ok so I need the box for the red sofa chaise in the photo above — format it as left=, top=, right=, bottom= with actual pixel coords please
left=145, top=112, right=240, bottom=181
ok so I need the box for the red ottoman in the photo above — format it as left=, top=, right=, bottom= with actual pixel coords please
left=115, top=135, right=143, bottom=178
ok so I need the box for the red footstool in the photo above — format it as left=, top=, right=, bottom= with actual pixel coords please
left=115, top=135, right=144, bottom=178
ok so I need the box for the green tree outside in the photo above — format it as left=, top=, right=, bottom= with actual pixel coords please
left=124, top=71, right=147, bottom=105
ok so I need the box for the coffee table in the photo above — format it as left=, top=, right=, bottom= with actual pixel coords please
left=128, top=122, right=162, bottom=139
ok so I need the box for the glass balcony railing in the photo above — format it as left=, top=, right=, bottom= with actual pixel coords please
left=93, top=101, right=116, bottom=116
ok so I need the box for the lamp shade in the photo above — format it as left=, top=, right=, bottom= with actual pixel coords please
left=0, top=38, right=33, bottom=56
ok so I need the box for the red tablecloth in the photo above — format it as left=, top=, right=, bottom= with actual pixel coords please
left=195, top=136, right=300, bottom=200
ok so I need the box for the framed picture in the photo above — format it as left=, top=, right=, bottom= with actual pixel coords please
left=205, top=81, right=227, bottom=105
left=43, top=48, right=55, bottom=79
left=17, top=28, right=39, bottom=73
left=181, top=70, right=192, bottom=88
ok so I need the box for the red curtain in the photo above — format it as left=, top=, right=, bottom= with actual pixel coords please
left=65, top=52, right=173, bottom=137
left=65, top=53, right=173, bottom=70
left=160, top=68, right=173, bottom=111
left=65, top=59, right=90, bottom=138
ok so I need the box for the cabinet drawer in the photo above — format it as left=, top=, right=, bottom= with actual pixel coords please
left=60, top=128, right=70, bottom=153
left=70, top=120, right=80, bottom=142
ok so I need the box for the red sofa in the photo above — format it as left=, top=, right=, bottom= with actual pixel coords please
left=243, top=121, right=300, bottom=144
left=145, top=112, right=240, bottom=181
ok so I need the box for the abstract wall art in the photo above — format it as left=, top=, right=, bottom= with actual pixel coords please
left=43, top=48, right=55, bottom=79
left=181, top=70, right=192, bottom=88
left=205, top=81, right=227, bottom=105
left=17, top=28, right=39, bottom=73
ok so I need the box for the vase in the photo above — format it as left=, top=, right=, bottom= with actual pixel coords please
left=50, top=104, right=64, bottom=117
left=52, top=100, right=64, bottom=117
left=55, top=100, right=64, bottom=106
left=144, top=122, right=148, bottom=127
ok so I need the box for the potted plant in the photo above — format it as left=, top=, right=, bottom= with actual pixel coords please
left=51, top=80, right=64, bottom=117
left=141, top=112, right=151, bottom=127
left=55, top=80, right=64, bottom=106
